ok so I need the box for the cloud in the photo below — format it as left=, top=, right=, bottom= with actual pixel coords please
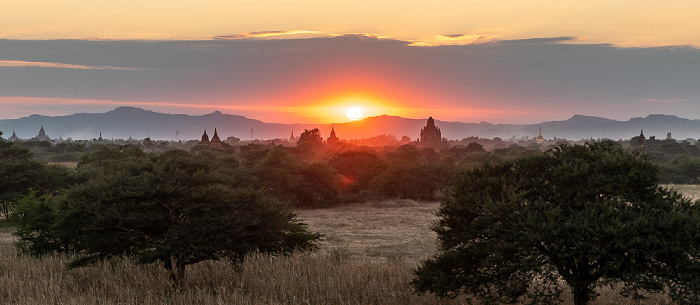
left=0, top=59, right=145, bottom=70
left=213, top=30, right=326, bottom=40
left=1, top=36, right=700, bottom=124
left=216, top=30, right=496, bottom=47
left=409, top=34, right=496, bottom=46
left=640, top=98, right=689, bottom=103
left=500, top=37, right=579, bottom=44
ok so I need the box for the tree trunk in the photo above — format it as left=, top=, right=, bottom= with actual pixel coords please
left=164, top=254, right=187, bottom=287
left=572, top=284, right=592, bottom=305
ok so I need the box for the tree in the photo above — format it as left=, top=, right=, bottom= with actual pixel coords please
left=12, top=149, right=320, bottom=286
left=294, top=128, right=325, bottom=158
left=413, top=141, right=700, bottom=305
left=297, top=128, right=324, bottom=147
left=329, top=149, right=386, bottom=194
left=253, top=147, right=341, bottom=207
left=0, top=133, right=73, bottom=217
left=142, top=137, right=154, bottom=152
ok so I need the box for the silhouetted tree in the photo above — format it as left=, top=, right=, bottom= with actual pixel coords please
left=297, top=128, right=324, bottom=146
left=413, top=142, right=700, bottom=305
left=142, top=137, right=154, bottom=152
left=465, top=142, right=485, bottom=153
left=295, top=128, right=325, bottom=158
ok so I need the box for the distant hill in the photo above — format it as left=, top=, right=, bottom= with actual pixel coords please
left=0, top=107, right=317, bottom=141
left=1, top=107, right=699, bottom=141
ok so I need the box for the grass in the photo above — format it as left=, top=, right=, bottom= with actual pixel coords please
left=3, top=187, right=700, bottom=304
left=295, top=199, right=438, bottom=262
left=47, top=162, right=78, bottom=168
left=664, top=184, right=700, bottom=201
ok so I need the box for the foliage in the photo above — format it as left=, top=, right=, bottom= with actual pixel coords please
left=297, top=128, right=324, bottom=148
left=329, top=148, right=386, bottom=194
left=363, top=145, right=453, bottom=200
left=253, top=147, right=341, bottom=207
left=9, top=192, right=68, bottom=255
left=0, top=135, right=74, bottom=217
left=659, top=155, right=700, bottom=184
left=413, top=141, right=700, bottom=305
left=368, top=162, right=447, bottom=201
left=12, top=148, right=320, bottom=286
left=293, top=128, right=326, bottom=159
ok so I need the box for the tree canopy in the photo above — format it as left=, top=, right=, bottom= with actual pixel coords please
left=297, top=128, right=324, bottom=146
left=412, top=141, right=700, bottom=305
left=0, top=134, right=73, bottom=216
left=12, top=148, right=320, bottom=286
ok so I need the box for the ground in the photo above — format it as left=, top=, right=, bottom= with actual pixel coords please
left=296, top=199, right=439, bottom=261
left=0, top=185, right=697, bottom=304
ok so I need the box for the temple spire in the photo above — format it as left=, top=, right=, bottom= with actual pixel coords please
left=199, top=129, right=210, bottom=144
left=211, top=128, right=221, bottom=143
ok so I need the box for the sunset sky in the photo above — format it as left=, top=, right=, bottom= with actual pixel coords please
left=2, top=1, right=700, bottom=124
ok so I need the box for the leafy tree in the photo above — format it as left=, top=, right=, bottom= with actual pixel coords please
left=253, top=147, right=341, bottom=207
left=294, top=162, right=342, bottom=207
left=9, top=192, right=68, bottom=255
left=660, top=155, right=700, bottom=184
left=142, top=137, right=154, bottom=152
left=12, top=149, right=320, bottom=286
left=465, top=142, right=485, bottom=153
left=297, top=128, right=324, bottom=146
left=295, top=128, right=325, bottom=158
left=413, top=141, right=700, bottom=305
left=0, top=134, right=73, bottom=216
left=391, top=145, right=425, bottom=164
left=368, top=162, right=449, bottom=200
left=329, top=148, right=386, bottom=194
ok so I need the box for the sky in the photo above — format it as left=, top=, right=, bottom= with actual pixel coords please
left=1, top=1, right=700, bottom=124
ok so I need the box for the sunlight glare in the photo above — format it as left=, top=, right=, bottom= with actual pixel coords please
left=346, top=106, right=363, bottom=121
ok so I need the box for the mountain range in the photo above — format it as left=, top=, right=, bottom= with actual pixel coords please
left=1, top=107, right=699, bottom=142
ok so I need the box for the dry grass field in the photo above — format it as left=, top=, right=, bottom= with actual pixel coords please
left=48, top=162, right=78, bottom=168
left=295, top=199, right=439, bottom=262
left=665, top=184, right=700, bottom=201
left=2, top=185, right=698, bottom=304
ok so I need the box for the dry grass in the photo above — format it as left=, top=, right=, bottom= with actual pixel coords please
left=0, top=249, right=463, bottom=305
left=664, top=184, right=700, bottom=201
left=296, top=199, right=439, bottom=262
left=47, top=162, right=78, bottom=168
left=3, top=187, right=699, bottom=304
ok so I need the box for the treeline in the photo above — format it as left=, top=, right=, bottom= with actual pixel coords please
left=7, top=133, right=700, bottom=212
left=631, top=137, right=700, bottom=183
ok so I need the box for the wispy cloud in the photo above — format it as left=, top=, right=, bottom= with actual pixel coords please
left=502, top=37, right=578, bottom=44
left=0, top=60, right=145, bottom=70
left=409, top=34, right=496, bottom=47
left=213, top=30, right=494, bottom=47
left=341, top=33, right=392, bottom=40
left=213, top=30, right=326, bottom=40
left=640, top=98, right=689, bottom=103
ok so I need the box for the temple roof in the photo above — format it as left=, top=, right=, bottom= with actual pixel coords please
left=199, top=129, right=210, bottom=144
left=211, top=128, right=221, bottom=143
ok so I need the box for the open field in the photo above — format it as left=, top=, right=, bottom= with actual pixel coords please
left=665, top=184, right=700, bottom=201
left=2, top=186, right=699, bottom=304
left=295, top=199, right=439, bottom=262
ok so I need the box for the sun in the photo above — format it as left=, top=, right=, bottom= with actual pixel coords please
left=346, top=106, right=363, bottom=121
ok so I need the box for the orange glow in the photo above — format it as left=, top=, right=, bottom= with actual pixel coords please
left=346, top=106, right=363, bottom=120
left=301, top=90, right=415, bottom=123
